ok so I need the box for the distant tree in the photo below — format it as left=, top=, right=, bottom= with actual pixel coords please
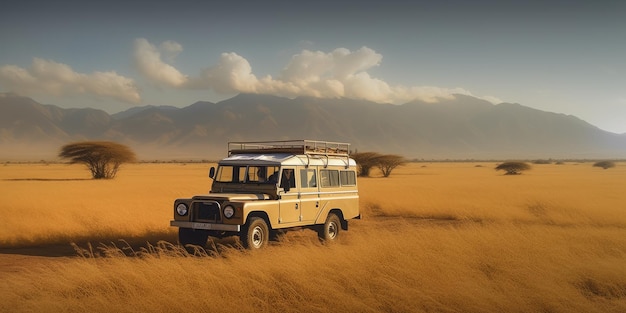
left=376, top=154, right=407, bottom=177
left=59, top=141, right=137, bottom=179
left=495, top=161, right=531, bottom=175
left=593, top=161, right=615, bottom=170
left=351, top=152, right=383, bottom=177
left=533, top=159, right=552, bottom=164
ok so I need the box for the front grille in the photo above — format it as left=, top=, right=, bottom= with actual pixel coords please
left=194, top=201, right=221, bottom=222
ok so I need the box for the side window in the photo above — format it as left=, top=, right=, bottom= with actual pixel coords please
left=279, top=169, right=296, bottom=190
left=320, top=169, right=340, bottom=188
left=266, top=167, right=280, bottom=184
left=300, top=169, right=317, bottom=188
left=340, top=170, right=356, bottom=186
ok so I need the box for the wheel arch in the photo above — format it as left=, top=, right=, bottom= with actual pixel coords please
left=245, top=211, right=272, bottom=229
left=328, top=208, right=348, bottom=230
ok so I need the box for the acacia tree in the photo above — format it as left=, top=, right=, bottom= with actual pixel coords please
left=495, top=161, right=531, bottom=175
left=593, top=161, right=615, bottom=169
left=351, top=152, right=383, bottom=177
left=59, top=141, right=137, bottom=179
left=376, top=154, right=407, bottom=177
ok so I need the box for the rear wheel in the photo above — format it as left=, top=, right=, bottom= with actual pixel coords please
left=240, top=217, right=269, bottom=249
left=318, top=213, right=341, bottom=242
left=179, top=228, right=209, bottom=251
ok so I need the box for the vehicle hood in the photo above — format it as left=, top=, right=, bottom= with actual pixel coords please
left=192, top=193, right=271, bottom=201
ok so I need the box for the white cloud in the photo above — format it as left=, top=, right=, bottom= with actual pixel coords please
left=195, top=52, right=260, bottom=94
left=133, top=38, right=188, bottom=87
left=343, top=72, right=392, bottom=102
left=134, top=38, right=500, bottom=105
left=159, top=40, right=183, bottom=62
left=0, top=39, right=501, bottom=106
left=0, top=58, right=140, bottom=103
left=332, top=47, right=383, bottom=79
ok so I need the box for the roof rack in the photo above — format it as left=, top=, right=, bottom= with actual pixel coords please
left=228, top=140, right=350, bottom=157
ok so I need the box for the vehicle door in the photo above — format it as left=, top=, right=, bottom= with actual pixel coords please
left=278, top=167, right=300, bottom=224
left=299, top=167, right=320, bottom=223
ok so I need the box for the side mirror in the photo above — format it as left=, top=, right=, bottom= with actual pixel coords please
left=208, top=167, right=215, bottom=179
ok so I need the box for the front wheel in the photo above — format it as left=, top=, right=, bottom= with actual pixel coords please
left=240, top=217, right=269, bottom=249
left=318, top=213, right=341, bottom=243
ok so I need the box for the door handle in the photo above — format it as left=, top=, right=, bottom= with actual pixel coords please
left=295, top=203, right=299, bottom=210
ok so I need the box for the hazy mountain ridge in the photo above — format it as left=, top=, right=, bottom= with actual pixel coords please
left=110, top=105, right=179, bottom=120
left=1, top=92, right=625, bottom=160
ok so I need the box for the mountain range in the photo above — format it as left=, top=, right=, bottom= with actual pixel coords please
left=1, top=92, right=625, bottom=160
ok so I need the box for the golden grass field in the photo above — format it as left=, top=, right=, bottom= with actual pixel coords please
left=1, top=161, right=625, bottom=312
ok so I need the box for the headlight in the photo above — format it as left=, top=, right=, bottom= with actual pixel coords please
left=176, top=203, right=188, bottom=216
left=223, top=205, right=235, bottom=219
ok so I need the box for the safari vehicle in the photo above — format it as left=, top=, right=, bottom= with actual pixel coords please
left=170, top=140, right=360, bottom=249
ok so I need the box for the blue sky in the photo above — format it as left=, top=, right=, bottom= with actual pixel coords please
left=1, top=0, right=625, bottom=133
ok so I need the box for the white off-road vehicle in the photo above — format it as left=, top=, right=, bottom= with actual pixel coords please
left=170, top=140, right=360, bottom=249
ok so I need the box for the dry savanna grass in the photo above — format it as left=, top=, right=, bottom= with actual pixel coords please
left=1, top=161, right=625, bottom=312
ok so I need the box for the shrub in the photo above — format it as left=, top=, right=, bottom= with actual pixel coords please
left=533, top=159, right=552, bottom=164
left=593, top=161, right=615, bottom=170
left=495, top=161, right=531, bottom=175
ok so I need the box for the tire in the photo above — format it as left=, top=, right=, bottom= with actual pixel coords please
left=318, top=213, right=341, bottom=242
left=240, top=217, right=269, bottom=249
left=179, top=228, right=209, bottom=251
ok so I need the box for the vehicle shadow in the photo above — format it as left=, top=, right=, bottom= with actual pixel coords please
left=3, top=178, right=92, bottom=181
left=0, top=232, right=178, bottom=258
left=0, top=232, right=242, bottom=258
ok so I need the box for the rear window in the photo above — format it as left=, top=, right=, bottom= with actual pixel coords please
left=340, top=170, right=356, bottom=186
left=321, top=169, right=356, bottom=187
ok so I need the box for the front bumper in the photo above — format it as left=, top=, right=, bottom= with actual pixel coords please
left=170, top=220, right=241, bottom=232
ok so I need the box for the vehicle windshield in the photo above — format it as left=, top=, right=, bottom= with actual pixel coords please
left=215, top=165, right=280, bottom=184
